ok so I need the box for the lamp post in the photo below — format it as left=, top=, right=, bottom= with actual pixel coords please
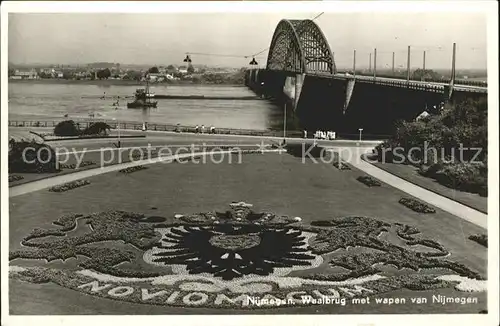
left=358, top=128, right=363, bottom=142
left=112, top=117, right=121, bottom=148
left=283, top=102, right=287, bottom=144
left=353, top=49, right=356, bottom=76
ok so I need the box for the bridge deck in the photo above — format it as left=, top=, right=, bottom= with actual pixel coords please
left=320, top=73, right=487, bottom=93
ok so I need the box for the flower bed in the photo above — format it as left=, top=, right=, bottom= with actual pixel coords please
left=468, top=234, right=487, bottom=247
left=59, top=161, right=96, bottom=169
left=9, top=205, right=487, bottom=311
left=357, top=176, right=382, bottom=187
left=48, top=180, right=90, bottom=193
left=119, top=165, right=149, bottom=174
left=398, top=197, right=436, bottom=213
left=332, top=154, right=351, bottom=170
left=8, top=175, right=24, bottom=182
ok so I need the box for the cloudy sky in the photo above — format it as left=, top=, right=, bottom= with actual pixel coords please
left=8, top=12, right=487, bottom=69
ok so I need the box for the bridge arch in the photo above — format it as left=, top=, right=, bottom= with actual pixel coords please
left=266, top=19, right=336, bottom=75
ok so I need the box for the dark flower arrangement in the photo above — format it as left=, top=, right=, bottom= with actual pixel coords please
left=357, top=176, right=382, bottom=187
left=59, top=161, right=96, bottom=170
left=332, top=154, right=351, bottom=170
left=399, top=197, right=436, bottom=213
left=49, top=180, right=90, bottom=192
left=468, top=234, right=487, bottom=247
left=9, top=175, right=24, bottom=182
left=119, top=165, right=149, bottom=174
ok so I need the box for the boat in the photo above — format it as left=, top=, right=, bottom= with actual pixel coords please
left=127, top=77, right=158, bottom=109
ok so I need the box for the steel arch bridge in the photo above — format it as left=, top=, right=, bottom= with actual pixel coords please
left=266, top=19, right=336, bottom=75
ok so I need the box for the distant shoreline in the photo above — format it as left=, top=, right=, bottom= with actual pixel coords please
left=8, top=78, right=246, bottom=87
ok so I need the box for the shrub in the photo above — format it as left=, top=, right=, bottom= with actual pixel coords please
left=357, top=176, right=381, bottom=187
left=399, top=197, right=436, bottom=213
left=468, top=234, right=487, bottom=248
left=9, top=175, right=24, bottom=182
left=54, top=120, right=79, bottom=136
left=81, top=122, right=111, bottom=136
left=373, top=98, right=487, bottom=195
left=119, top=165, right=148, bottom=174
left=49, top=180, right=90, bottom=192
left=420, top=162, right=487, bottom=196
left=8, top=139, right=59, bottom=173
left=59, top=161, right=96, bottom=169
left=331, top=152, right=351, bottom=170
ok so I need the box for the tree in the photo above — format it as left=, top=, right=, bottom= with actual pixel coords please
left=187, top=64, right=195, bottom=74
left=8, top=68, right=16, bottom=77
left=148, top=66, right=159, bottom=74
left=62, top=71, right=74, bottom=79
left=54, top=120, right=79, bottom=136
left=9, top=140, right=59, bottom=173
left=81, top=122, right=111, bottom=136
left=411, top=69, right=440, bottom=81
left=126, top=70, right=143, bottom=81
left=96, top=68, right=111, bottom=79
left=166, top=65, right=176, bottom=72
left=38, top=71, right=51, bottom=79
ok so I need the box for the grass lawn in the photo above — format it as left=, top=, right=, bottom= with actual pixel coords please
left=362, top=155, right=487, bottom=214
left=9, top=151, right=487, bottom=314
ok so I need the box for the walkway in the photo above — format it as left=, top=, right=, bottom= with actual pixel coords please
left=333, top=147, right=488, bottom=229
left=9, top=138, right=487, bottom=229
left=8, top=149, right=283, bottom=198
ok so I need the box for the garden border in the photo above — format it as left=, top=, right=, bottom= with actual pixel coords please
left=360, top=154, right=487, bottom=214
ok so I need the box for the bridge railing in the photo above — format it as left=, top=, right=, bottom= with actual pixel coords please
left=8, top=119, right=304, bottom=138
left=335, top=71, right=487, bottom=87
left=356, top=78, right=445, bottom=93
left=9, top=119, right=391, bottom=141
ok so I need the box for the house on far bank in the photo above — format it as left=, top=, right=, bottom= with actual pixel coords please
left=148, top=73, right=171, bottom=82
left=11, top=69, right=39, bottom=80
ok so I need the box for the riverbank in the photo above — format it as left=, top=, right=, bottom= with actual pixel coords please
left=8, top=78, right=245, bottom=87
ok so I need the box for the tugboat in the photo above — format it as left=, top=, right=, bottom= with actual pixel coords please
left=127, top=77, right=158, bottom=109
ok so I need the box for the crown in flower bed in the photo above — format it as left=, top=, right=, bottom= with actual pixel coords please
left=119, top=165, right=149, bottom=174
left=357, top=176, right=382, bottom=187
left=8, top=175, right=24, bottom=182
left=172, top=201, right=301, bottom=226
left=468, top=234, right=487, bottom=247
left=48, top=179, right=90, bottom=192
left=399, top=197, right=436, bottom=213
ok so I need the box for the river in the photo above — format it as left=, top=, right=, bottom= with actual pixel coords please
left=8, top=82, right=289, bottom=131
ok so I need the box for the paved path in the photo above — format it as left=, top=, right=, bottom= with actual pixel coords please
left=9, top=139, right=487, bottom=229
left=8, top=149, right=283, bottom=198
left=332, top=147, right=488, bottom=229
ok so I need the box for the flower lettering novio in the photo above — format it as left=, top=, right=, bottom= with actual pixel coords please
left=9, top=202, right=487, bottom=309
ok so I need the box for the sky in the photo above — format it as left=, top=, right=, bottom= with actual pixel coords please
left=8, top=12, right=487, bottom=70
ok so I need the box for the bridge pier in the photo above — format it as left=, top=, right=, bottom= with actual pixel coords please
left=343, top=77, right=356, bottom=113
left=260, top=70, right=288, bottom=101
left=283, top=73, right=305, bottom=110
left=245, top=69, right=264, bottom=95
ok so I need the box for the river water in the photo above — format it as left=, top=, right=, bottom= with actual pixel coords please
left=8, top=82, right=288, bottom=131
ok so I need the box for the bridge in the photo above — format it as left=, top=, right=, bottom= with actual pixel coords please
left=245, top=19, right=487, bottom=135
